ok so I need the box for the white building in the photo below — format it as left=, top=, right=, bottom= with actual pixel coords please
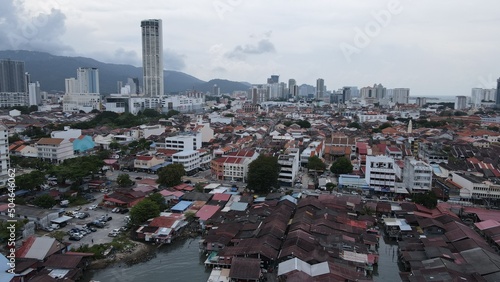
left=104, top=94, right=204, bottom=115
left=455, top=96, right=467, bottom=110
left=300, top=141, right=324, bottom=166
left=172, top=150, right=200, bottom=174
left=36, top=138, right=75, bottom=163
left=0, top=125, right=10, bottom=187
left=365, top=155, right=396, bottom=192
left=392, top=88, right=410, bottom=104
left=278, top=148, right=301, bottom=185
left=129, top=124, right=165, bottom=139
left=141, top=19, right=164, bottom=97
left=192, top=116, right=214, bottom=143
left=162, top=132, right=202, bottom=151
left=63, top=68, right=101, bottom=113
left=403, top=157, right=433, bottom=194
left=50, top=126, right=82, bottom=140
left=359, top=113, right=388, bottom=123
left=28, top=81, right=41, bottom=106
left=453, top=173, right=500, bottom=200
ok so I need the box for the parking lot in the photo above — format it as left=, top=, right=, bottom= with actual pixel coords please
left=52, top=199, right=131, bottom=248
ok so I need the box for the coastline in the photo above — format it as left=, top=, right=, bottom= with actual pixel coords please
left=88, top=241, right=157, bottom=269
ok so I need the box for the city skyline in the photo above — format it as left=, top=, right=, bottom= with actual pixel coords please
left=1, top=1, right=500, bottom=96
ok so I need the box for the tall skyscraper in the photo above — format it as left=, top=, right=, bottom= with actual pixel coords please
left=316, top=78, right=325, bottom=100
left=0, top=59, right=29, bottom=107
left=455, top=96, right=467, bottom=110
left=496, top=77, right=500, bottom=108
left=392, top=88, right=410, bottom=104
left=141, top=19, right=164, bottom=97
left=76, top=67, right=99, bottom=94
left=0, top=59, right=26, bottom=93
left=288, top=79, right=296, bottom=97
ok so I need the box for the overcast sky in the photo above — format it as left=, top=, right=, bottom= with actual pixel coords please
left=2, top=0, right=500, bottom=96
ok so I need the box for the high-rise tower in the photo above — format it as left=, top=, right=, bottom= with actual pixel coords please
left=496, top=77, right=500, bottom=108
left=316, top=78, right=325, bottom=100
left=141, top=19, right=164, bottom=97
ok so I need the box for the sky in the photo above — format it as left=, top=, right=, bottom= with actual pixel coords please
left=1, top=0, right=500, bottom=96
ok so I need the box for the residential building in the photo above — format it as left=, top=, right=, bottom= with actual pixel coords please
left=386, top=146, right=403, bottom=160
left=210, top=150, right=258, bottom=182
left=62, top=68, right=101, bottom=113
left=51, top=126, right=82, bottom=140
left=358, top=113, right=388, bottom=123
left=278, top=148, right=301, bottom=186
left=316, top=78, right=325, bottom=100
left=300, top=141, right=324, bottom=166
left=172, top=150, right=200, bottom=175
left=392, top=88, right=410, bottom=104
left=134, top=155, right=165, bottom=171
left=365, top=155, right=396, bottom=192
left=142, top=19, right=164, bottom=97
left=28, top=81, right=41, bottom=106
left=128, top=124, right=165, bottom=139
left=403, top=157, right=433, bottom=194
left=418, top=142, right=448, bottom=164
left=0, top=124, right=9, bottom=187
left=497, top=77, right=500, bottom=108
left=161, top=132, right=202, bottom=151
left=455, top=96, right=467, bottom=110
left=0, top=59, right=28, bottom=107
left=36, top=138, right=75, bottom=163
left=453, top=173, right=500, bottom=200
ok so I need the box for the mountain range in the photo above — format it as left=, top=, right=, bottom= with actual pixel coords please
left=0, top=50, right=251, bottom=94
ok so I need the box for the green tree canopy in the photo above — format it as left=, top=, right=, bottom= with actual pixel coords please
left=157, top=164, right=186, bottom=187
left=412, top=191, right=438, bottom=209
left=307, top=155, right=326, bottom=172
left=148, top=193, right=167, bottom=212
left=330, top=157, right=353, bottom=175
left=116, top=173, right=134, bottom=187
left=130, top=199, right=160, bottom=224
left=247, top=155, right=280, bottom=194
left=15, top=171, right=46, bottom=191
left=33, top=194, right=56, bottom=209
left=347, top=122, right=361, bottom=129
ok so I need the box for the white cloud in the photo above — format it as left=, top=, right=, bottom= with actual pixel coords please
left=1, top=0, right=500, bottom=95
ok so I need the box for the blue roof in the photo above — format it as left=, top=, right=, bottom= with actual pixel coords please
left=280, top=195, right=297, bottom=205
left=150, top=162, right=172, bottom=172
left=171, top=200, right=192, bottom=212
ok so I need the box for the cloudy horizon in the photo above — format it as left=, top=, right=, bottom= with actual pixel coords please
left=1, top=0, right=500, bottom=96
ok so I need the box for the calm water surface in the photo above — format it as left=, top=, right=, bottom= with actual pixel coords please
left=84, top=234, right=401, bottom=282
left=83, top=237, right=211, bottom=282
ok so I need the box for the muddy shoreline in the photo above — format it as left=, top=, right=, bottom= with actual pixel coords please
left=88, top=226, right=201, bottom=270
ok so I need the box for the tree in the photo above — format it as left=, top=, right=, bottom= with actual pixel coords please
left=325, top=182, right=336, bottom=193
left=412, top=191, right=438, bottom=209
left=8, top=133, right=22, bottom=144
left=15, top=171, right=46, bottom=191
left=164, top=110, right=180, bottom=119
left=247, top=155, right=280, bottom=194
left=330, top=157, right=353, bottom=175
left=347, top=122, right=361, bottom=129
left=109, top=141, right=120, bottom=150
left=157, top=164, right=185, bottom=187
left=130, top=199, right=160, bottom=224
left=33, top=194, right=56, bottom=209
left=185, top=211, right=196, bottom=222
left=307, top=155, right=326, bottom=172
left=142, top=108, right=160, bottom=118
left=148, top=193, right=167, bottom=211
left=116, top=173, right=134, bottom=187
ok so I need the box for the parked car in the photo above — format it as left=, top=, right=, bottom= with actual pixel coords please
left=120, top=208, right=129, bottom=214
left=112, top=207, right=120, bottom=213
left=108, top=231, right=119, bottom=237
left=88, top=204, right=98, bottom=210
left=69, top=236, right=81, bottom=241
